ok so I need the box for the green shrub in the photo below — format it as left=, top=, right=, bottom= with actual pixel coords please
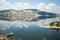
left=49, top=21, right=60, bottom=27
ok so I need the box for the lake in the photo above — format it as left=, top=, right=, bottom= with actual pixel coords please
left=0, top=18, right=60, bottom=40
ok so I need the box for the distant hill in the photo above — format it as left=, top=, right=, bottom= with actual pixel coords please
left=0, top=9, right=59, bottom=21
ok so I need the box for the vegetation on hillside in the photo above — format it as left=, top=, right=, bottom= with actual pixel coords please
left=49, top=21, right=60, bottom=27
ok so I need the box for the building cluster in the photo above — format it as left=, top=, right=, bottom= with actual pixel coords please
left=0, top=9, right=40, bottom=21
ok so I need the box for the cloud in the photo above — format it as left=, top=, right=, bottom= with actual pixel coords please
left=0, top=0, right=5, bottom=2
left=0, top=0, right=35, bottom=9
left=0, top=18, right=60, bottom=30
left=0, top=20, right=35, bottom=30
left=0, top=0, right=60, bottom=13
left=36, top=3, right=60, bottom=13
left=0, top=0, right=10, bottom=5
left=11, top=2, right=35, bottom=9
left=36, top=3, right=46, bottom=11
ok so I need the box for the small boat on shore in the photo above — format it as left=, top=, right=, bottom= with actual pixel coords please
left=0, top=33, right=13, bottom=40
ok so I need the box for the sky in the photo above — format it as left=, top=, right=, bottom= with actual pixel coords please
left=0, top=0, right=60, bottom=13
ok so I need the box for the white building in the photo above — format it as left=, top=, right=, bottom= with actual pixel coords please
left=0, top=9, right=41, bottom=21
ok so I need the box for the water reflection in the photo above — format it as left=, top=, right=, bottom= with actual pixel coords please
left=0, top=26, right=60, bottom=40
left=0, top=18, right=60, bottom=40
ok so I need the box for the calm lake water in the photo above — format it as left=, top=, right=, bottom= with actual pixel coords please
left=0, top=25, right=60, bottom=40
left=0, top=18, right=60, bottom=40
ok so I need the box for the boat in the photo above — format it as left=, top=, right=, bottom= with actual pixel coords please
left=0, top=33, right=13, bottom=40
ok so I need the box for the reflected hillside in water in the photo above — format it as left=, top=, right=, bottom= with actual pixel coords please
left=0, top=9, right=58, bottom=21
left=0, top=18, right=60, bottom=40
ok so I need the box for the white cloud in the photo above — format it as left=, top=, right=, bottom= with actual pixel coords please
left=0, top=20, right=35, bottom=30
left=36, top=3, right=46, bottom=11
left=11, top=2, right=35, bottom=9
left=36, top=3, right=60, bottom=13
left=0, top=0, right=10, bottom=5
left=0, top=18, right=60, bottom=30
left=0, top=0, right=60, bottom=13
left=0, top=0, right=5, bottom=2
